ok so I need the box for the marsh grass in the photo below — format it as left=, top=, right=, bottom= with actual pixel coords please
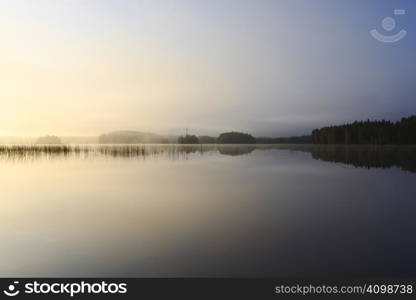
left=0, top=144, right=215, bottom=162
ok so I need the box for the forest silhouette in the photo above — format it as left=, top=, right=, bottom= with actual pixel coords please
left=312, top=115, right=416, bottom=145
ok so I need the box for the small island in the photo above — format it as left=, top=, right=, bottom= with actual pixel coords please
left=178, top=134, right=199, bottom=144
left=217, top=131, right=256, bottom=144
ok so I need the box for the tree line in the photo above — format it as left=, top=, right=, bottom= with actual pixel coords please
left=178, top=132, right=257, bottom=144
left=256, top=135, right=312, bottom=144
left=312, top=115, right=416, bottom=145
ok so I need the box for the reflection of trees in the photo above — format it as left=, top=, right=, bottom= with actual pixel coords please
left=217, top=146, right=255, bottom=156
left=176, top=145, right=200, bottom=154
left=309, top=145, right=416, bottom=173
left=249, top=144, right=416, bottom=173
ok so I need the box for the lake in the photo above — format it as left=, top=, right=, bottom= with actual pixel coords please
left=1, top=144, right=415, bottom=277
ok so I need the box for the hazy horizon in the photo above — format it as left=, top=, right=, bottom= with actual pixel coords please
left=1, top=0, right=415, bottom=137
left=0, top=111, right=415, bottom=140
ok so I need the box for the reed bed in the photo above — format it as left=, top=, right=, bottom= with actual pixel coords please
left=0, top=144, right=214, bottom=162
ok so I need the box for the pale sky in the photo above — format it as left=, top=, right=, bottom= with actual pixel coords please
left=0, top=0, right=415, bottom=137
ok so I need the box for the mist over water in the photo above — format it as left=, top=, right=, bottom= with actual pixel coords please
left=1, top=145, right=415, bottom=277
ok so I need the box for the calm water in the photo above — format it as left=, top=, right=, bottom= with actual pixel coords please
left=1, top=145, right=415, bottom=277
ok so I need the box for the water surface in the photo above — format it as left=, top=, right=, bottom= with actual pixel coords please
left=1, top=145, right=415, bottom=277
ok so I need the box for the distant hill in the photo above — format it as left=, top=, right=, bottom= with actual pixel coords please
left=0, top=136, right=98, bottom=144
left=0, top=136, right=35, bottom=144
left=98, top=131, right=168, bottom=144
left=60, top=136, right=98, bottom=144
left=36, top=135, right=62, bottom=144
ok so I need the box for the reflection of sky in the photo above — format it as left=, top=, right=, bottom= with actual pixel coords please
left=0, top=0, right=415, bottom=136
left=1, top=150, right=415, bottom=276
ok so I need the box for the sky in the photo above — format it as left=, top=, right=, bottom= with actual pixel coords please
left=0, top=0, right=415, bottom=137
